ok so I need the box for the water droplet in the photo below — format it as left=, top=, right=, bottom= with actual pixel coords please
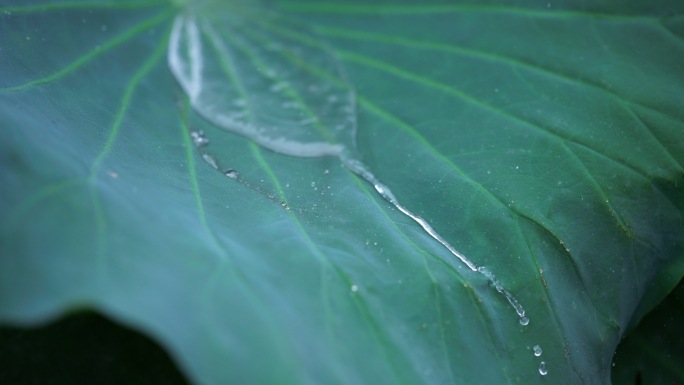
left=519, top=316, right=529, bottom=326
left=323, top=169, right=330, bottom=174
left=100, top=24, right=107, bottom=32
left=190, top=131, right=209, bottom=147
left=202, top=153, right=219, bottom=170
left=533, top=344, right=542, bottom=356
left=224, top=169, right=238, bottom=179
left=538, top=361, right=547, bottom=376
left=351, top=285, right=358, bottom=292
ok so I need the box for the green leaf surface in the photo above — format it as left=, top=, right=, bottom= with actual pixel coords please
left=1, top=1, right=683, bottom=384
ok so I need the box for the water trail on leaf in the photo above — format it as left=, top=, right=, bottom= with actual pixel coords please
left=169, top=10, right=526, bottom=326
left=341, top=152, right=528, bottom=325
left=188, top=129, right=289, bottom=210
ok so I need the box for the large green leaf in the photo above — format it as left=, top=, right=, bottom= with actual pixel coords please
left=1, top=1, right=683, bottom=384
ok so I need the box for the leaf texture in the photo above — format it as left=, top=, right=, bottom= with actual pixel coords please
left=1, top=1, right=683, bottom=384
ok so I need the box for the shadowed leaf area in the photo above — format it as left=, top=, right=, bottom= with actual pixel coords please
left=612, top=277, right=684, bottom=385
left=1, top=0, right=683, bottom=384
left=0, top=312, right=189, bottom=385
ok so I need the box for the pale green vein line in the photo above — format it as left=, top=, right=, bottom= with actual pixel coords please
left=87, top=28, right=168, bottom=279
left=630, top=112, right=684, bottom=173
left=0, top=178, right=85, bottom=233
left=560, top=143, right=633, bottom=236
left=222, top=25, right=337, bottom=143
left=181, top=103, right=207, bottom=223
left=276, top=2, right=659, bottom=22
left=89, top=32, right=169, bottom=179
left=357, top=98, right=508, bottom=209
left=312, top=26, right=669, bottom=117
left=250, top=145, right=410, bottom=384
left=200, top=23, right=248, bottom=105
left=1, top=0, right=168, bottom=13
left=660, top=20, right=684, bottom=47
left=179, top=98, right=225, bottom=253
left=0, top=7, right=175, bottom=93
left=89, top=183, right=108, bottom=280
left=201, top=17, right=337, bottom=152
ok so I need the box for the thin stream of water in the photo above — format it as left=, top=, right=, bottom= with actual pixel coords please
left=341, top=154, right=528, bottom=325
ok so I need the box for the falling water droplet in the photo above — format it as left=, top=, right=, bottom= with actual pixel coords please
left=224, top=169, right=238, bottom=179
left=533, top=344, right=542, bottom=357
left=538, top=361, right=547, bottom=376
left=519, top=316, right=529, bottom=326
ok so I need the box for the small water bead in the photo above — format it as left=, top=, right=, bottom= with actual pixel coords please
left=190, top=131, right=209, bottom=147
left=533, top=344, right=542, bottom=357
left=224, top=169, right=238, bottom=179
left=351, top=285, right=359, bottom=292
left=538, top=361, right=547, bottom=376
left=519, top=316, right=529, bottom=326
left=202, top=153, right=219, bottom=169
